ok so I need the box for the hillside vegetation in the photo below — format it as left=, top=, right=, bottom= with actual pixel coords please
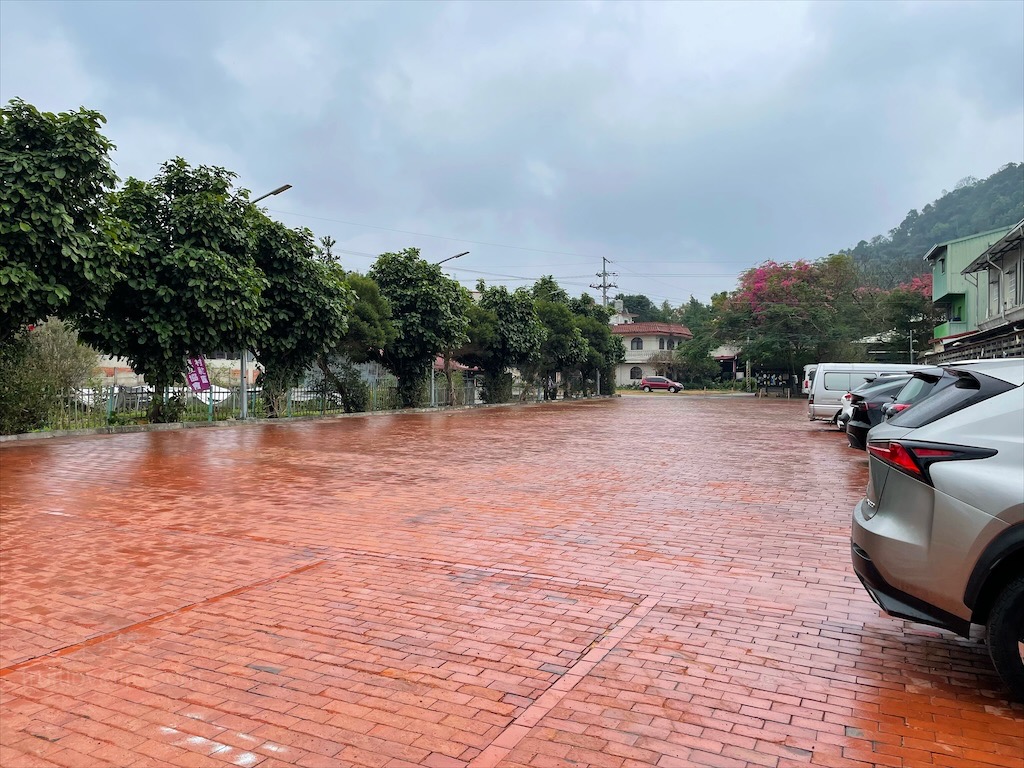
left=846, top=162, right=1023, bottom=288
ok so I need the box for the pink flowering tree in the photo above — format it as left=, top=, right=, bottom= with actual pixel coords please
left=715, top=254, right=872, bottom=373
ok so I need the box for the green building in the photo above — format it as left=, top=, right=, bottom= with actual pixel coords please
left=923, top=226, right=1011, bottom=340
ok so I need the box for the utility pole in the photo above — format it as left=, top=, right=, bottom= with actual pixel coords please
left=591, top=257, right=618, bottom=308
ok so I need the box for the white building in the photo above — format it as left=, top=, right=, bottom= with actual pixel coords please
left=608, top=318, right=693, bottom=386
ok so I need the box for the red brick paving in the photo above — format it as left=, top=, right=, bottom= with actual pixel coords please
left=1, top=397, right=1021, bottom=768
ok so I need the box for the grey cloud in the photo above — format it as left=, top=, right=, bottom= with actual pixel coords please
left=1, top=0, right=1021, bottom=304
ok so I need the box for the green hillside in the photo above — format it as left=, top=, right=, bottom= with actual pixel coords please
left=846, top=162, right=1023, bottom=288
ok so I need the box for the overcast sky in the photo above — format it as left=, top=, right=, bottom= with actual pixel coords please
left=2, top=0, right=1022, bottom=305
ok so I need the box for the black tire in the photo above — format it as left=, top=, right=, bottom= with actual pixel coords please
left=642, top=386, right=651, bottom=392
left=988, top=575, right=1024, bottom=702
left=668, top=387, right=678, bottom=393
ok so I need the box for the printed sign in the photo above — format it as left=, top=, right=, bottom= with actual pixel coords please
left=186, top=356, right=211, bottom=392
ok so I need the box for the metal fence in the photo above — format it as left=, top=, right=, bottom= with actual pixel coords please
left=43, top=382, right=405, bottom=432
left=10, top=372, right=564, bottom=435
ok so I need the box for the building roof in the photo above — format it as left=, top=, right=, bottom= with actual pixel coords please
left=922, top=225, right=1014, bottom=262
left=962, top=218, right=1024, bottom=274
left=609, top=321, right=693, bottom=339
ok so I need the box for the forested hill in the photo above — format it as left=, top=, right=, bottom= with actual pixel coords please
left=845, top=162, right=1023, bottom=288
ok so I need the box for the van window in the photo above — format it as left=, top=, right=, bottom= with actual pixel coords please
left=823, top=373, right=851, bottom=391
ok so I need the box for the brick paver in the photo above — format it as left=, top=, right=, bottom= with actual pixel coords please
left=1, top=397, right=1021, bottom=768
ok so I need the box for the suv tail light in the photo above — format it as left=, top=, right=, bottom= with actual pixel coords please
left=867, top=440, right=997, bottom=485
left=888, top=403, right=911, bottom=414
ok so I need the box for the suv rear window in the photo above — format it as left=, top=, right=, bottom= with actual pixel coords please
left=887, top=373, right=1016, bottom=428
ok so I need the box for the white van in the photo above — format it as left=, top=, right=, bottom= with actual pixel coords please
left=802, top=364, right=817, bottom=396
left=807, top=362, right=927, bottom=422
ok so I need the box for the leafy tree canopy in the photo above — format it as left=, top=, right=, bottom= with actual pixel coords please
left=252, top=218, right=353, bottom=414
left=0, top=99, right=127, bottom=341
left=369, top=247, right=469, bottom=406
left=613, top=293, right=668, bottom=322
left=78, top=158, right=268, bottom=411
left=457, top=283, right=544, bottom=374
left=336, top=272, right=396, bottom=364
left=532, top=275, right=570, bottom=304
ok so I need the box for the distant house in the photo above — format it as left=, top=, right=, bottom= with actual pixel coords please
left=608, top=320, right=693, bottom=387
left=923, top=226, right=1011, bottom=344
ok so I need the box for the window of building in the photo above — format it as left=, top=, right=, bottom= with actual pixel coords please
left=989, top=270, right=1001, bottom=318
left=630, top=366, right=643, bottom=380
left=667, top=339, right=676, bottom=350
left=939, top=257, right=945, bottom=274
left=631, top=337, right=643, bottom=350
left=658, top=338, right=665, bottom=350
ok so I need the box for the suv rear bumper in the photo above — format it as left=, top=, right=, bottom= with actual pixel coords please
left=850, top=536, right=970, bottom=637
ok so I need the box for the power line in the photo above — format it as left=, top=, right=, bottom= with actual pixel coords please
left=268, top=208, right=596, bottom=259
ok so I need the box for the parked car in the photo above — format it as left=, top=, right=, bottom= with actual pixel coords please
left=640, top=376, right=683, bottom=393
left=807, top=363, right=927, bottom=424
left=851, top=358, right=1024, bottom=699
left=845, top=376, right=913, bottom=449
left=880, top=366, right=963, bottom=419
left=836, top=373, right=911, bottom=430
left=802, top=364, right=817, bottom=396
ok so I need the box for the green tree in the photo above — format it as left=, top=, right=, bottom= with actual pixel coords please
left=531, top=275, right=570, bottom=304
left=456, top=283, right=545, bottom=403
left=79, top=159, right=267, bottom=421
left=613, top=293, right=667, bottom=322
left=678, top=296, right=714, bottom=335
left=530, top=298, right=587, bottom=400
left=572, top=314, right=624, bottom=396
left=0, top=99, right=127, bottom=342
left=0, top=318, right=100, bottom=434
left=369, top=248, right=469, bottom=407
left=876, top=275, right=939, bottom=363
left=313, top=272, right=397, bottom=413
left=252, top=219, right=353, bottom=416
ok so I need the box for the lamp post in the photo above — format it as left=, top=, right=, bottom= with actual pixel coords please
left=240, top=183, right=293, bottom=419
left=252, top=184, right=292, bottom=204
left=430, top=251, right=470, bottom=407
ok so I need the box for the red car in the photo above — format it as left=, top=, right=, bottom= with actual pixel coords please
left=640, top=376, right=684, bottom=393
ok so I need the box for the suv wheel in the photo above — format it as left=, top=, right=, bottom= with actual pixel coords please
left=668, top=387, right=678, bottom=393
left=988, top=575, right=1024, bottom=702
left=642, top=386, right=651, bottom=392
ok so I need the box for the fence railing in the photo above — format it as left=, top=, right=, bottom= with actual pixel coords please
left=41, top=382, right=404, bottom=432
left=8, top=374, right=577, bottom=435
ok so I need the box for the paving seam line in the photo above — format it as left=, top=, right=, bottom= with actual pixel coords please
left=467, top=593, right=663, bottom=768
left=0, top=560, right=328, bottom=677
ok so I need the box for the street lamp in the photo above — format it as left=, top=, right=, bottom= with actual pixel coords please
left=240, top=183, right=293, bottom=419
left=251, top=184, right=292, bottom=204
left=430, top=251, right=470, bottom=407
left=436, top=250, right=470, bottom=266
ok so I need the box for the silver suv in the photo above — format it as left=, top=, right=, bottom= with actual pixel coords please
left=851, top=358, right=1024, bottom=700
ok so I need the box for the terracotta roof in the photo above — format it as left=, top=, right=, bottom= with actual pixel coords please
left=609, top=322, right=693, bottom=339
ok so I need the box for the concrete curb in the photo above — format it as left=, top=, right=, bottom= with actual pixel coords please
left=0, top=396, right=618, bottom=444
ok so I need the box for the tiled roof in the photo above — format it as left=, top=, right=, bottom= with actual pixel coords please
left=610, top=322, right=693, bottom=338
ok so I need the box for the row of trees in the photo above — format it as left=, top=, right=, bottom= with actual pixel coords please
left=639, top=254, right=936, bottom=387
left=1, top=99, right=623, bottom=428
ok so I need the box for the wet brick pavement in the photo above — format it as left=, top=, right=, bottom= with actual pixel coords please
left=0, top=396, right=1021, bottom=768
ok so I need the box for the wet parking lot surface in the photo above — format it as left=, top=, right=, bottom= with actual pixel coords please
left=1, top=396, right=1021, bottom=768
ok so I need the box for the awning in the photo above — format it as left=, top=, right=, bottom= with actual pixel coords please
left=962, top=218, right=1024, bottom=274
